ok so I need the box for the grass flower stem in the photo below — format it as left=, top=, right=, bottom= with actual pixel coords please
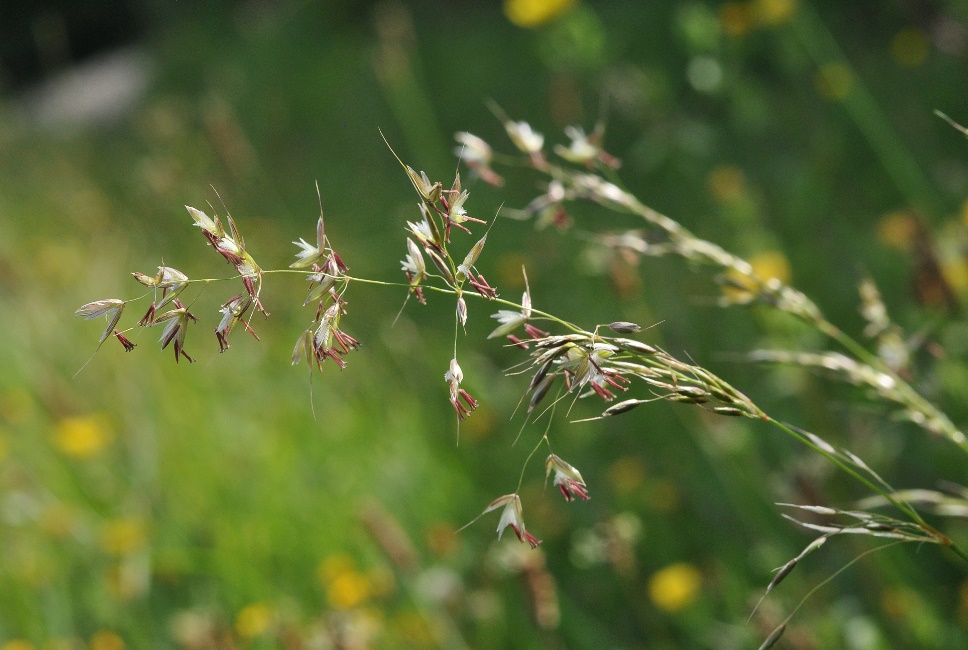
left=768, top=419, right=924, bottom=525
left=769, top=418, right=967, bottom=562
left=128, top=269, right=587, bottom=336
left=517, top=404, right=555, bottom=493
left=541, top=160, right=968, bottom=455
left=758, top=540, right=906, bottom=649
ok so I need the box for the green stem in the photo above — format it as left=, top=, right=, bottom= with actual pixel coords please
left=586, top=172, right=968, bottom=456
left=947, top=540, right=968, bottom=564
left=767, top=418, right=927, bottom=527
left=516, top=411, right=554, bottom=494
left=779, top=540, right=906, bottom=629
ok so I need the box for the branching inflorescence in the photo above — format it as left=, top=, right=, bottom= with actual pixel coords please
left=76, top=109, right=968, bottom=646
left=450, top=108, right=968, bottom=644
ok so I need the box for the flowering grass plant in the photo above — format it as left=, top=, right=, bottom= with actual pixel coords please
left=75, top=109, right=968, bottom=647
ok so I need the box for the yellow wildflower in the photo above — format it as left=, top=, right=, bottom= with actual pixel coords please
left=753, top=0, right=797, bottom=25
left=319, top=553, right=355, bottom=582
left=749, top=250, right=792, bottom=285
left=722, top=250, right=792, bottom=302
left=504, top=0, right=577, bottom=28
left=327, top=569, right=372, bottom=609
left=319, top=554, right=372, bottom=609
left=99, top=518, right=147, bottom=556
left=235, top=602, right=275, bottom=638
left=941, top=258, right=968, bottom=293
left=877, top=211, right=917, bottom=250
left=53, top=414, right=112, bottom=459
left=648, top=563, right=702, bottom=612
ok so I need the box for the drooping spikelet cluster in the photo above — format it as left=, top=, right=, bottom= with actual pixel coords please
left=75, top=200, right=362, bottom=369
left=385, top=133, right=508, bottom=423
left=76, top=205, right=268, bottom=363
left=289, top=207, right=360, bottom=374
left=516, top=328, right=765, bottom=421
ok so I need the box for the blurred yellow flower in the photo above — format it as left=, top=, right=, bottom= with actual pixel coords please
left=719, top=3, right=754, bottom=37
left=318, top=553, right=355, bottom=582
left=707, top=165, right=746, bottom=204
left=89, top=631, right=125, bottom=650
left=99, top=518, right=147, bottom=556
left=648, top=563, right=702, bottom=612
left=235, top=602, right=275, bottom=638
left=941, top=258, right=968, bottom=293
left=877, top=211, right=917, bottom=250
left=749, top=250, right=792, bottom=285
left=753, top=0, right=797, bottom=25
left=53, top=414, right=112, bottom=459
left=318, top=554, right=372, bottom=609
left=815, top=62, right=852, bottom=100
left=891, top=28, right=929, bottom=67
left=328, top=569, right=372, bottom=609
left=504, top=0, right=577, bottom=28
left=722, top=250, right=792, bottom=302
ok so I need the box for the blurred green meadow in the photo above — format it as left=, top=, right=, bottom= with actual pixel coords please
left=2, top=0, right=968, bottom=647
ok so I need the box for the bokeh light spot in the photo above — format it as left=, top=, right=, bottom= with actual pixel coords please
left=648, top=563, right=702, bottom=612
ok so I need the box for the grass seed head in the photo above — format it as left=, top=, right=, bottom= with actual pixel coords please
left=75, top=299, right=126, bottom=344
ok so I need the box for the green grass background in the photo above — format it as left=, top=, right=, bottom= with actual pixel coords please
left=2, top=0, right=968, bottom=647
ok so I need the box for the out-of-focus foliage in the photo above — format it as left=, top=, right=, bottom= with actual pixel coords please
left=1, top=0, right=968, bottom=647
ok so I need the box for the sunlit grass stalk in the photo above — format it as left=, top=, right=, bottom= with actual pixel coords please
left=506, top=151, right=968, bottom=455
left=75, top=116, right=968, bottom=650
